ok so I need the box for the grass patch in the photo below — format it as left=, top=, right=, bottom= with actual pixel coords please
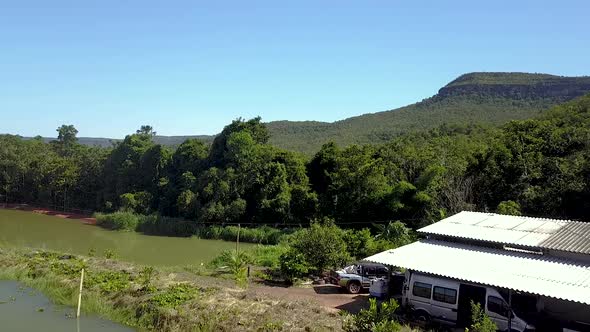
left=150, top=283, right=198, bottom=308
left=0, top=246, right=344, bottom=331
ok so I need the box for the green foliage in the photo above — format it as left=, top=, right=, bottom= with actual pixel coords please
left=267, top=73, right=590, bottom=154
left=138, top=266, right=156, bottom=292
left=343, top=298, right=401, bottom=332
left=279, top=249, right=311, bottom=283
left=86, top=270, right=131, bottom=293
left=3, top=89, right=590, bottom=240
left=496, top=200, right=522, bottom=216
left=287, top=219, right=351, bottom=274
left=95, top=211, right=140, bottom=231
left=119, top=191, right=153, bottom=214
left=469, top=301, right=497, bottom=332
left=209, top=249, right=252, bottom=286
left=343, top=229, right=374, bottom=259
left=247, top=245, right=288, bottom=268
left=103, top=249, right=118, bottom=259
left=373, top=221, right=414, bottom=248
left=150, top=283, right=198, bottom=308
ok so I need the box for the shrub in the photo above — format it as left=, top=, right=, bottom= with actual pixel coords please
left=496, top=200, right=522, bottom=216
left=343, top=298, right=401, bottom=332
left=209, top=249, right=253, bottom=287
left=139, top=266, right=156, bottom=292
left=288, top=218, right=351, bottom=274
left=469, top=301, right=497, bottom=332
left=137, top=214, right=196, bottom=237
left=343, top=228, right=374, bottom=259
left=373, top=221, right=413, bottom=248
left=195, top=224, right=290, bottom=245
left=248, top=245, right=288, bottom=268
left=95, top=211, right=140, bottom=231
left=279, top=249, right=310, bottom=283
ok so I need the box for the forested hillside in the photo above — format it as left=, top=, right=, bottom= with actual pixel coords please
left=25, top=72, right=590, bottom=154
left=267, top=72, right=590, bottom=153
left=2, top=93, right=589, bottom=230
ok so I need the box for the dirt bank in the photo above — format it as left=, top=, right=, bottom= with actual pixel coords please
left=1, top=204, right=96, bottom=224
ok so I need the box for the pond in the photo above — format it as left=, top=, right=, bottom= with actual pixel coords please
left=0, top=209, right=253, bottom=266
left=0, top=280, right=133, bottom=331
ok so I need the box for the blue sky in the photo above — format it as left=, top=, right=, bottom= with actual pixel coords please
left=1, top=1, right=588, bottom=138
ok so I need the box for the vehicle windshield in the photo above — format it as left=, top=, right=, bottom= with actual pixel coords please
left=343, top=265, right=360, bottom=274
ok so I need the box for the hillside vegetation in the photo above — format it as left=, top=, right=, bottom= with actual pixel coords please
left=1, top=92, right=589, bottom=230
left=267, top=72, right=590, bottom=153
left=25, top=72, right=590, bottom=154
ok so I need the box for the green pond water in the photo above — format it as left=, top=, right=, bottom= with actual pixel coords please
left=0, top=209, right=253, bottom=266
left=0, top=280, right=133, bottom=332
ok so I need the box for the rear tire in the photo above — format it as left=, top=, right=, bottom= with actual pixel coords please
left=347, top=281, right=362, bottom=294
left=414, top=310, right=431, bottom=323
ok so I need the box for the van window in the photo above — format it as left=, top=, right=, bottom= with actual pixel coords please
left=433, top=286, right=457, bottom=304
left=412, top=282, right=432, bottom=299
left=376, top=267, right=388, bottom=277
left=487, top=296, right=511, bottom=317
left=364, top=266, right=376, bottom=276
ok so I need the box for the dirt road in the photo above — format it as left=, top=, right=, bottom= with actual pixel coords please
left=252, top=284, right=370, bottom=313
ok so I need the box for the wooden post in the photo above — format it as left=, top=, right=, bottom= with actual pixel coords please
left=76, top=268, right=84, bottom=318
left=236, top=223, right=240, bottom=254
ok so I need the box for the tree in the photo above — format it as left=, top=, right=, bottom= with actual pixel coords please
left=56, top=124, right=78, bottom=146
left=136, top=125, right=156, bottom=137
left=497, top=200, right=522, bottom=216
left=287, top=219, right=351, bottom=273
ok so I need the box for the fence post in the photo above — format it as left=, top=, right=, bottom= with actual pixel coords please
left=76, top=268, right=85, bottom=318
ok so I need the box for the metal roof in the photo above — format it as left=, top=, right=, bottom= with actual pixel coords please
left=418, top=211, right=590, bottom=254
left=363, top=239, right=590, bottom=304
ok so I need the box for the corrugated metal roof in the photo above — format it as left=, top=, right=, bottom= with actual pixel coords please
left=540, top=222, right=590, bottom=254
left=418, top=211, right=590, bottom=254
left=363, top=240, right=590, bottom=304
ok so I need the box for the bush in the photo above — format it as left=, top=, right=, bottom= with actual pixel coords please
left=210, top=249, right=253, bottom=287
left=343, top=298, right=401, bottom=332
left=373, top=221, right=414, bottom=248
left=343, top=228, right=374, bottom=259
left=279, top=249, right=310, bottom=283
left=95, top=211, right=140, bottom=231
left=248, top=245, right=288, bottom=269
left=195, top=224, right=290, bottom=245
left=137, top=214, right=196, bottom=237
left=469, top=301, right=497, bottom=332
left=496, top=200, right=522, bottom=216
left=288, top=218, right=351, bottom=274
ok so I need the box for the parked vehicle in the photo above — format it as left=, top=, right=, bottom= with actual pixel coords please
left=402, top=272, right=535, bottom=332
left=329, top=262, right=389, bottom=294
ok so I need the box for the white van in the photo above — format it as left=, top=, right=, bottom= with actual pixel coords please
left=402, top=272, right=535, bottom=332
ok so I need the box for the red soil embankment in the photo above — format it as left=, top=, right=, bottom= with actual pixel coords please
left=1, top=204, right=97, bottom=224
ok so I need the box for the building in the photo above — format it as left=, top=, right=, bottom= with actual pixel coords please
left=363, top=211, right=590, bottom=328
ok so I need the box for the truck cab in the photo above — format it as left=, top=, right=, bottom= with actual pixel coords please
left=331, top=263, right=389, bottom=294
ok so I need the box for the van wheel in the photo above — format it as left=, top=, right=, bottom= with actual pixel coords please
left=347, top=281, right=362, bottom=294
left=414, top=310, right=431, bottom=323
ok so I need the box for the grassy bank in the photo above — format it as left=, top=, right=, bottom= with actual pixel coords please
left=0, top=246, right=343, bottom=331
left=95, top=211, right=291, bottom=245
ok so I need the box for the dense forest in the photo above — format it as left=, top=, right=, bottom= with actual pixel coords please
left=1, top=93, right=589, bottom=230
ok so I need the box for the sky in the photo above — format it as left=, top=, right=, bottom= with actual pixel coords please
left=0, top=1, right=589, bottom=138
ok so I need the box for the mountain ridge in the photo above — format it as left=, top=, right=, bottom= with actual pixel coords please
left=12, top=72, right=590, bottom=153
